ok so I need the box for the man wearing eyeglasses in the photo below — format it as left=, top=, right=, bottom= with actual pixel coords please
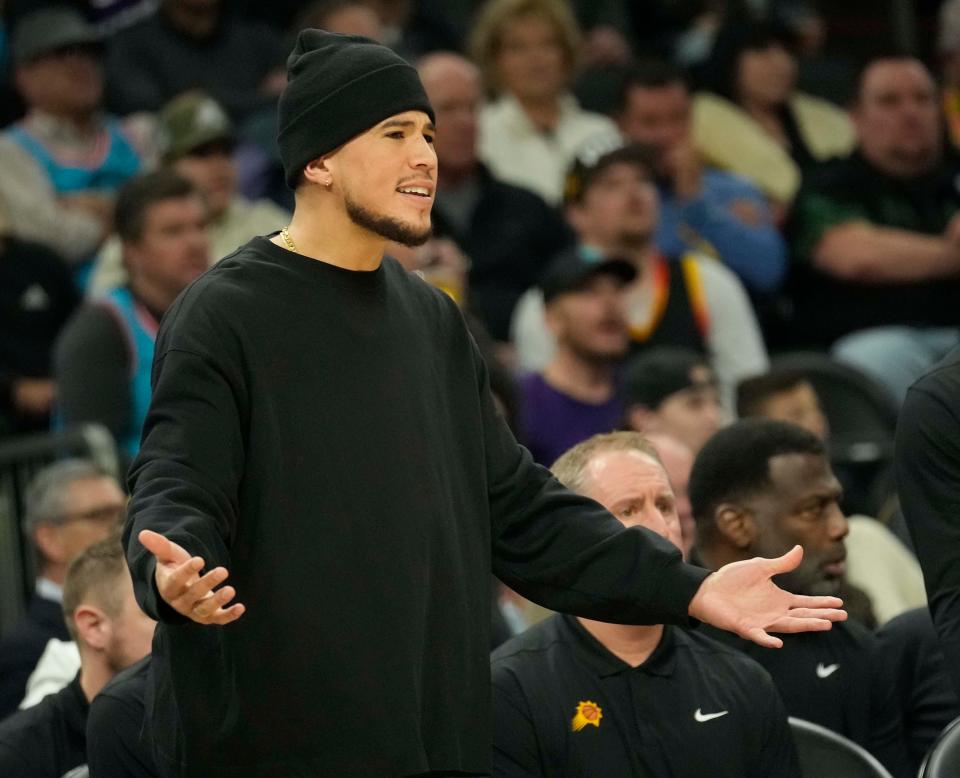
left=0, top=459, right=126, bottom=720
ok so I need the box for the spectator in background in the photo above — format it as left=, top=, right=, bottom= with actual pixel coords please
left=617, top=60, right=787, bottom=295
left=518, top=247, right=634, bottom=466
left=623, top=348, right=724, bottom=456
left=691, top=420, right=910, bottom=778
left=89, top=92, right=289, bottom=294
left=0, top=201, right=79, bottom=436
left=738, top=367, right=926, bottom=625
left=295, top=0, right=384, bottom=41
left=511, top=142, right=768, bottom=400
left=737, top=369, right=828, bottom=441
left=492, top=431, right=801, bottom=777
left=54, top=171, right=208, bottom=461
left=789, top=56, right=960, bottom=404
left=646, top=431, right=696, bottom=559
left=105, top=0, right=287, bottom=122
left=0, top=536, right=155, bottom=777
left=418, top=52, right=573, bottom=341
left=692, top=21, right=853, bottom=207
left=939, top=0, right=960, bottom=149
left=0, top=7, right=140, bottom=270
left=471, top=0, right=621, bottom=204
left=0, top=460, right=125, bottom=720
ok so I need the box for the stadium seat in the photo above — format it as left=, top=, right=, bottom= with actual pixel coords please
left=919, top=715, right=960, bottom=777
left=0, top=425, right=119, bottom=636
left=789, top=717, right=894, bottom=778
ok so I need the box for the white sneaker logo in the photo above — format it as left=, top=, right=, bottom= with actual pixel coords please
left=816, top=663, right=840, bottom=678
left=694, top=708, right=728, bottom=723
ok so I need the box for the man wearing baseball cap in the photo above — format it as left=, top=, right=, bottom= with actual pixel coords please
left=124, top=31, right=844, bottom=777
left=518, top=245, right=635, bottom=465
left=88, top=92, right=289, bottom=294
left=0, top=6, right=140, bottom=271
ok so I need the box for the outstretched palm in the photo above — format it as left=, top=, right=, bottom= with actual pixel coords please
left=689, top=545, right=846, bottom=648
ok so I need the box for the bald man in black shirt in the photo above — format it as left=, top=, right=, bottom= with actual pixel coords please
left=492, top=432, right=800, bottom=777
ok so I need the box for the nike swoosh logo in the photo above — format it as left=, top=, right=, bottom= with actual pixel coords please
left=694, top=708, right=728, bottom=722
left=816, top=663, right=840, bottom=678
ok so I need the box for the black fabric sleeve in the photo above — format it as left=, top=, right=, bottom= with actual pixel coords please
left=475, top=338, right=709, bottom=626
left=896, top=381, right=960, bottom=701
left=53, top=304, right=131, bottom=441
left=491, top=666, right=545, bottom=778
left=755, top=669, right=802, bottom=778
left=87, top=692, right=158, bottom=777
left=123, top=288, right=246, bottom=625
left=868, top=635, right=912, bottom=778
left=0, top=744, right=34, bottom=777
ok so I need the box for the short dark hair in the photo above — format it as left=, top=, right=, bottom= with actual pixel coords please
left=700, top=18, right=795, bottom=101
left=616, top=59, right=687, bottom=114
left=736, top=369, right=812, bottom=419
left=114, top=170, right=198, bottom=244
left=689, top=419, right=825, bottom=535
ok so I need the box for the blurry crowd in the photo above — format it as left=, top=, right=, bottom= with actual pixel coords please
left=1, top=0, right=960, bottom=776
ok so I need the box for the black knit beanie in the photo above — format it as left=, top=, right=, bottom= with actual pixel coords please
left=277, top=30, right=435, bottom=188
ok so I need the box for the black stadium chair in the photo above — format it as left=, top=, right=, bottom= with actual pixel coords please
left=919, top=715, right=960, bottom=778
left=789, top=717, right=894, bottom=778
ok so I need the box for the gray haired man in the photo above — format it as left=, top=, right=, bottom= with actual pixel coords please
left=0, top=459, right=125, bottom=718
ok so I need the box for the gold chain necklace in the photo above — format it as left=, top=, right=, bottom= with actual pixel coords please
left=280, top=226, right=297, bottom=253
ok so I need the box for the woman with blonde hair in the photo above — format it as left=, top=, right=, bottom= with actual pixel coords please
left=471, top=0, right=620, bottom=204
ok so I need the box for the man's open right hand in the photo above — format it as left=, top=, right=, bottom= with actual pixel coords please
left=139, top=529, right=245, bottom=625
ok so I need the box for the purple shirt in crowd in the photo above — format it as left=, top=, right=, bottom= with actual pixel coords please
left=518, top=373, right=624, bottom=466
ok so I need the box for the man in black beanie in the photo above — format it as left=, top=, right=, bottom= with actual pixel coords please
left=123, top=30, right=845, bottom=777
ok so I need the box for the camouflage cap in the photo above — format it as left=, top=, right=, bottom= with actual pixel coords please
left=155, top=92, right=234, bottom=162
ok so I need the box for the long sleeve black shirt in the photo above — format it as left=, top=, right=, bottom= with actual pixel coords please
left=896, top=346, right=960, bottom=699
left=123, top=236, right=708, bottom=778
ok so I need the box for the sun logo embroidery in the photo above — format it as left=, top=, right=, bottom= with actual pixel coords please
left=571, top=700, right=603, bottom=732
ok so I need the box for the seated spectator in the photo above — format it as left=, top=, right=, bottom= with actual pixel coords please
left=0, top=536, right=155, bottom=777
left=105, top=0, right=287, bottom=122
left=737, top=369, right=829, bottom=441
left=89, top=92, right=289, bottom=294
left=0, top=459, right=125, bottom=720
left=692, top=21, right=853, bottom=207
left=418, top=52, right=573, bottom=340
left=0, top=7, right=140, bottom=270
left=645, top=431, right=696, bottom=559
left=878, top=607, right=960, bottom=775
left=790, top=56, right=960, bottom=404
left=737, top=368, right=926, bottom=624
left=518, top=247, right=634, bottom=465
left=622, top=348, right=725, bottom=455
left=492, top=431, right=801, bottom=777
left=617, top=60, right=787, bottom=294
left=86, top=655, right=156, bottom=777
left=471, top=0, right=621, bottom=204
left=511, top=142, right=769, bottom=396
left=691, top=419, right=909, bottom=776
left=0, top=201, right=79, bottom=436
left=54, top=171, right=208, bottom=460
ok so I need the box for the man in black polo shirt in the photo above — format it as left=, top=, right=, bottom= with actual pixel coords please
left=789, top=55, right=960, bottom=403
left=691, top=420, right=911, bottom=777
left=492, top=431, right=800, bottom=777
left=0, top=537, right=155, bottom=777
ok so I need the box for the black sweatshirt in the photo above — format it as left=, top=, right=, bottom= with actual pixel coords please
left=122, top=236, right=709, bottom=778
left=896, top=346, right=960, bottom=699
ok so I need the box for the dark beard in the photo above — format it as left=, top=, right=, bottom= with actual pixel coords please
left=345, top=196, right=431, bottom=247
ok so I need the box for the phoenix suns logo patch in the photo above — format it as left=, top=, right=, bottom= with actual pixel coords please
left=571, top=700, right=603, bottom=731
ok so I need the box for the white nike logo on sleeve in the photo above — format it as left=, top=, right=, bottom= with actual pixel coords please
left=816, top=663, right=840, bottom=678
left=694, top=708, right=728, bottom=722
